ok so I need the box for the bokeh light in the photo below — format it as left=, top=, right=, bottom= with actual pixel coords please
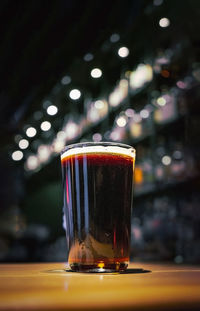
left=69, top=89, right=81, bottom=100
left=162, top=155, right=172, bottom=165
left=19, top=139, right=29, bottom=150
left=118, top=47, right=129, bottom=58
left=91, top=68, right=102, bottom=78
left=12, top=150, right=23, bottom=161
left=47, top=105, right=58, bottom=116
left=40, top=121, right=51, bottom=131
left=159, top=17, right=170, bottom=28
left=26, top=127, right=37, bottom=138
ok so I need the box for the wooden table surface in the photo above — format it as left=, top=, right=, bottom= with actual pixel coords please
left=0, top=262, right=200, bottom=311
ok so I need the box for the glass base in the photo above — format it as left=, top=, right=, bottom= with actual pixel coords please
left=67, top=262, right=128, bottom=273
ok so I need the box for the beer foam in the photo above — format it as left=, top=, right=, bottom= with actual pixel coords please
left=61, top=145, right=135, bottom=160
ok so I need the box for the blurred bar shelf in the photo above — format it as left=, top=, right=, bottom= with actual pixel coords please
left=134, top=175, right=200, bottom=199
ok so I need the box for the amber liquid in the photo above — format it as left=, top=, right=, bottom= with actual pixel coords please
left=61, top=151, right=134, bottom=272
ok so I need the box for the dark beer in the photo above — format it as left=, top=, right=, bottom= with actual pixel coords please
left=61, top=143, right=135, bottom=272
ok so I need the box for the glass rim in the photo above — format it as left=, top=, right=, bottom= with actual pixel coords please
left=61, top=141, right=135, bottom=156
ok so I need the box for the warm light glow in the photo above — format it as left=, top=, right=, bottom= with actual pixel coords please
left=91, top=68, right=102, bottom=78
left=162, top=155, right=171, bottom=165
left=130, top=64, right=153, bottom=89
left=12, top=150, right=23, bottom=161
left=118, top=47, right=129, bottom=58
left=134, top=166, right=143, bottom=184
left=69, top=89, right=81, bottom=100
left=161, top=70, right=170, bottom=78
left=61, top=75, right=71, bottom=85
left=109, top=79, right=128, bottom=107
left=84, top=53, right=93, bottom=62
left=110, top=33, right=120, bottom=43
left=94, top=100, right=105, bottom=109
left=87, top=100, right=108, bottom=122
left=37, top=145, right=51, bottom=162
left=47, top=105, right=58, bottom=116
left=26, top=127, right=37, bottom=138
left=19, top=139, right=29, bottom=150
left=159, top=17, right=170, bottom=28
left=65, top=121, right=79, bottom=140
left=140, top=109, right=150, bottom=119
left=157, top=97, right=166, bottom=106
left=26, top=155, right=39, bottom=170
left=116, top=116, right=127, bottom=127
left=97, top=262, right=105, bottom=269
left=57, top=131, right=66, bottom=140
left=53, top=139, right=65, bottom=153
left=40, top=121, right=51, bottom=131
left=130, top=117, right=142, bottom=138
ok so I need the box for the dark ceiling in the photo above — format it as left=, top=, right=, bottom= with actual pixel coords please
left=0, top=0, right=141, bottom=146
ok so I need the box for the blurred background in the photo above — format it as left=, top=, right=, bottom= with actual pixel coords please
left=0, top=0, right=200, bottom=264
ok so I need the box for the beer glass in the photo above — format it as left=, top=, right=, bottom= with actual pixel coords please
left=61, top=142, right=136, bottom=272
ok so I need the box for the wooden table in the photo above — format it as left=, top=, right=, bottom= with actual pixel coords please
left=0, top=262, right=200, bottom=310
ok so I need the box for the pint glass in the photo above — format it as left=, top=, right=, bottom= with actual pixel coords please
left=61, top=142, right=135, bottom=272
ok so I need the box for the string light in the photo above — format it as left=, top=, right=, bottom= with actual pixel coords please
left=159, top=18, right=170, bottom=28
left=26, top=127, right=37, bottom=138
left=47, top=105, right=58, bottom=116
left=19, top=139, right=29, bottom=150
left=69, top=89, right=81, bottom=100
left=118, top=47, right=129, bottom=58
left=12, top=150, right=23, bottom=161
left=41, top=121, right=51, bottom=131
left=91, top=68, right=102, bottom=78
